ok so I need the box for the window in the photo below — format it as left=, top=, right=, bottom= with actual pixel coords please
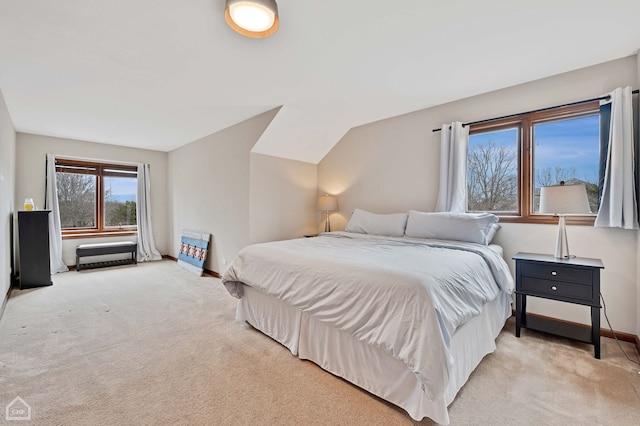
left=466, top=101, right=600, bottom=224
left=55, top=159, right=138, bottom=236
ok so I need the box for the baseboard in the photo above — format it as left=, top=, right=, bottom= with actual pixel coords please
left=600, top=326, right=638, bottom=345
left=163, top=254, right=177, bottom=262
left=512, top=310, right=639, bottom=351
left=0, top=286, right=12, bottom=323
left=162, top=255, right=222, bottom=279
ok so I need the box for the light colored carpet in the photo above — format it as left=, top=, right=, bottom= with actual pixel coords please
left=0, top=260, right=639, bottom=425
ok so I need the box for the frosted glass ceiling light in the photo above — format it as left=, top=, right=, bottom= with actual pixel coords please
left=225, top=0, right=279, bottom=38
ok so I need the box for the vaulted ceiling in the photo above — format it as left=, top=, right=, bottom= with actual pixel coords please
left=1, top=1, right=639, bottom=164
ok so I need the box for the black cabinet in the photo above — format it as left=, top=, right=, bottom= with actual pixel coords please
left=18, top=210, right=52, bottom=289
left=513, top=252, right=604, bottom=359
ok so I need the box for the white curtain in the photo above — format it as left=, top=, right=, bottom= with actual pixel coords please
left=136, top=163, right=161, bottom=261
left=595, top=87, right=638, bottom=229
left=435, top=121, right=469, bottom=213
left=44, top=154, right=69, bottom=274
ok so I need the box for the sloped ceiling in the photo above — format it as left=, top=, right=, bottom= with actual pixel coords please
left=0, top=0, right=639, bottom=164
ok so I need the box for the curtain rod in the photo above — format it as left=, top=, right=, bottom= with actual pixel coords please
left=51, top=153, right=140, bottom=167
left=431, top=89, right=639, bottom=133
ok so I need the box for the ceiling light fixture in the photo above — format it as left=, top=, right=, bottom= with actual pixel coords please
left=224, top=0, right=279, bottom=39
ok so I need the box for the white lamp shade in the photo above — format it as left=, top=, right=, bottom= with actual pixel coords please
left=317, top=195, right=338, bottom=212
left=539, top=183, right=591, bottom=215
left=225, top=0, right=279, bottom=38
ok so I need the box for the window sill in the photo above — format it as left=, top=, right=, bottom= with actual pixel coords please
left=497, top=215, right=596, bottom=226
left=62, top=230, right=137, bottom=240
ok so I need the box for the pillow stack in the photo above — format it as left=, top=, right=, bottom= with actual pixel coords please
left=343, top=209, right=500, bottom=245
left=404, top=210, right=500, bottom=245
left=344, top=209, right=408, bottom=237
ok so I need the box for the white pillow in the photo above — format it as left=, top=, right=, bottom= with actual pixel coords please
left=404, top=210, right=499, bottom=245
left=345, top=209, right=408, bottom=237
left=484, top=223, right=501, bottom=245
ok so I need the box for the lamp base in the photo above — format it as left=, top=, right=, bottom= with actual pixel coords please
left=555, top=255, right=577, bottom=260
left=324, top=211, right=331, bottom=233
left=554, top=215, right=571, bottom=259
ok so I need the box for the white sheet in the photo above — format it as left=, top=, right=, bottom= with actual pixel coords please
left=222, top=232, right=514, bottom=401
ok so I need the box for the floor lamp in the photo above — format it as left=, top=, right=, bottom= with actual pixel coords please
left=317, top=195, right=337, bottom=233
left=539, top=182, right=591, bottom=259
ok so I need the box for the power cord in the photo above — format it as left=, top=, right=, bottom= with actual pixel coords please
left=600, top=293, right=640, bottom=370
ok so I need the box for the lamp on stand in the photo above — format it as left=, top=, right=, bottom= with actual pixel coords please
left=539, top=181, right=591, bottom=259
left=317, top=195, right=338, bottom=233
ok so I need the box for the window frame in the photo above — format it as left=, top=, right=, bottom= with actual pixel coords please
left=467, top=101, right=599, bottom=225
left=55, top=158, right=138, bottom=238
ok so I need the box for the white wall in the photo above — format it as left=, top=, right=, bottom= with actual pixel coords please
left=12, top=110, right=318, bottom=277
left=14, top=133, right=169, bottom=266
left=319, top=55, right=639, bottom=334
left=0, top=88, right=16, bottom=306
left=167, top=110, right=319, bottom=274
left=249, top=153, right=318, bottom=244
left=167, top=109, right=270, bottom=273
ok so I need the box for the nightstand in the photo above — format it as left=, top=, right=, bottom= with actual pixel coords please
left=513, top=252, right=604, bottom=359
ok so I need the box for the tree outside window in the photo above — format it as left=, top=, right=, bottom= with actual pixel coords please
left=465, top=101, right=599, bottom=224
left=467, top=129, right=518, bottom=213
left=55, top=159, right=138, bottom=235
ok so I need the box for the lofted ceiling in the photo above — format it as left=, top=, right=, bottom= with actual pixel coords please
left=1, top=1, right=639, bottom=164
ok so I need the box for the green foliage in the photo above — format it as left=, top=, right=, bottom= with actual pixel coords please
left=106, top=201, right=137, bottom=227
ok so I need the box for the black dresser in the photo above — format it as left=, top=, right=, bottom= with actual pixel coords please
left=18, top=210, right=53, bottom=289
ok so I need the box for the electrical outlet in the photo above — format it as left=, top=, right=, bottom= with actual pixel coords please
left=223, top=259, right=228, bottom=265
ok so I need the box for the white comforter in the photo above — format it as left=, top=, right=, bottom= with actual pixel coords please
left=222, top=232, right=514, bottom=400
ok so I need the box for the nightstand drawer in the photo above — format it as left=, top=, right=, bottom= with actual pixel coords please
left=521, top=277, right=592, bottom=302
left=521, top=262, right=591, bottom=285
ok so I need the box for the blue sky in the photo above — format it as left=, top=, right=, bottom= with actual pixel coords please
left=104, top=177, right=137, bottom=202
left=468, top=115, right=599, bottom=184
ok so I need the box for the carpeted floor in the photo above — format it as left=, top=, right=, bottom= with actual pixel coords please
left=0, top=260, right=639, bottom=425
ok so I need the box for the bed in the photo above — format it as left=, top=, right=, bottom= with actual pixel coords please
left=222, top=211, right=514, bottom=424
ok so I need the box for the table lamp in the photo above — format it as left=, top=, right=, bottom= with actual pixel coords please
left=539, top=181, right=591, bottom=259
left=317, top=195, right=338, bottom=232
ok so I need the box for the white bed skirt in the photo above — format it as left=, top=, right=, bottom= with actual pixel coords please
left=237, top=285, right=511, bottom=425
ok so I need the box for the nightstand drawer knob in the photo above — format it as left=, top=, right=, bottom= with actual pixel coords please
left=551, top=286, right=557, bottom=291
left=551, top=271, right=557, bottom=276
